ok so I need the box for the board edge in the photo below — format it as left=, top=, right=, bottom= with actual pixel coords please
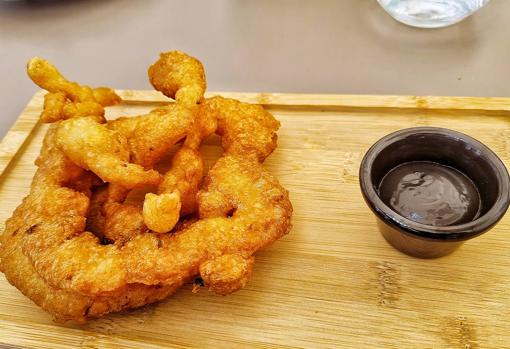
left=0, top=91, right=44, bottom=178
left=2, top=90, right=509, bottom=178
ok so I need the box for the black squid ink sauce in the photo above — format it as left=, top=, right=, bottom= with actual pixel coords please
left=378, top=161, right=481, bottom=227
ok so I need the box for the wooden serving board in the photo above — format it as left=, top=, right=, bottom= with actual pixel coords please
left=1, top=91, right=509, bottom=349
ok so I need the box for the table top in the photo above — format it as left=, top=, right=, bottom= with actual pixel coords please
left=0, top=0, right=509, bottom=138
left=2, top=91, right=510, bottom=348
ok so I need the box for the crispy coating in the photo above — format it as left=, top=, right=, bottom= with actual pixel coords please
left=1, top=152, right=291, bottom=322
left=143, top=192, right=181, bottom=233
left=108, top=52, right=204, bottom=233
left=0, top=51, right=293, bottom=323
left=142, top=96, right=281, bottom=233
left=86, top=185, right=109, bottom=238
left=143, top=145, right=204, bottom=233
left=103, top=202, right=149, bottom=245
left=108, top=104, right=192, bottom=168
left=139, top=106, right=198, bottom=232
left=148, top=51, right=206, bottom=107
left=97, top=52, right=201, bottom=229
left=204, top=96, right=280, bottom=161
left=56, top=117, right=161, bottom=189
left=92, top=87, right=122, bottom=106
left=86, top=185, right=147, bottom=246
left=27, top=57, right=120, bottom=123
left=158, top=147, right=204, bottom=215
left=27, top=57, right=94, bottom=102
left=41, top=91, right=106, bottom=124
left=0, top=228, right=183, bottom=323
left=199, top=254, right=255, bottom=295
left=40, top=92, right=67, bottom=123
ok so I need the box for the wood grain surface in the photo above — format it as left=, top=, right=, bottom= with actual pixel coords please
left=0, top=91, right=509, bottom=349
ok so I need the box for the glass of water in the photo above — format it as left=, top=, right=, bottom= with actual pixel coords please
left=377, top=0, right=491, bottom=28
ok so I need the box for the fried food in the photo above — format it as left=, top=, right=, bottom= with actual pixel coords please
left=143, top=96, right=281, bottom=233
left=28, top=57, right=120, bottom=123
left=199, top=253, right=255, bottom=295
left=148, top=50, right=206, bottom=107
left=142, top=106, right=214, bottom=233
left=28, top=57, right=159, bottom=188
left=112, top=51, right=208, bottom=233
left=205, top=96, right=280, bottom=161
left=56, top=117, right=161, bottom=188
left=0, top=51, right=293, bottom=323
left=108, top=104, right=192, bottom=168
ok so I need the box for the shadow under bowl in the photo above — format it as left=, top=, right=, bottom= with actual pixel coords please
left=359, top=127, right=510, bottom=258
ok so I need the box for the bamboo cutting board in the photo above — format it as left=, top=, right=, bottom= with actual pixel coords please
left=0, top=91, right=509, bottom=349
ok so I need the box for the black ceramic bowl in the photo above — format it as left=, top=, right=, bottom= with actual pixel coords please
left=359, top=127, right=510, bottom=258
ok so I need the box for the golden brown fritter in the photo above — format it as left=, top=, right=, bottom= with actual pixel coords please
left=142, top=96, right=281, bottom=233
left=27, top=57, right=120, bottom=123
left=27, top=57, right=161, bottom=189
left=56, top=117, right=162, bottom=188
left=204, top=96, right=281, bottom=162
left=1, top=150, right=291, bottom=322
left=107, top=104, right=192, bottom=168
left=148, top=50, right=206, bottom=107
left=0, top=51, right=293, bottom=323
left=199, top=254, right=255, bottom=295
left=142, top=107, right=212, bottom=233
left=103, top=202, right=149, bottom=245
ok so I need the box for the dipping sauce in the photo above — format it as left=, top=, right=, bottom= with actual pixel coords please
left=378, top=161, right=481, bottom=226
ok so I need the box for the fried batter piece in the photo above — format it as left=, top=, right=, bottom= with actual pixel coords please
left=82, top=50, right=206, bottom=242
left=143, top=96, right=280, bottom=233
left=56, top=117, right=161, bottom=188
left=28, top=57, right=161, bottom=189
left=28, top=57, right=120, bottom=123
left=106, top=51, right=207, bottom=235
left=104, top=52, right=204, bottom=181
left=0, top=51, right=293, bottom=323
left=1, top=152, right=291, bottom=322
left=205, top=96, right=280, bottom=161
left=142, top=104, right=215, bottom=233
left=148, top=50, right=206, bottom=107
left=108, top=104, right=192, bottom=168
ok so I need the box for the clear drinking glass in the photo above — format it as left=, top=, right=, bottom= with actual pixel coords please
left=377, top=0, right=491, bottom=28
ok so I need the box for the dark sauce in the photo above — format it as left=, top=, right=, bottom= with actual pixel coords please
left=378, top=161, right=481, bottom=226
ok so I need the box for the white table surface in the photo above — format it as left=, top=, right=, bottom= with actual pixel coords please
left=1, top=0, right=508, bottom=138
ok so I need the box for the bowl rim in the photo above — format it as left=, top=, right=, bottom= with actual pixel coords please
left=359, top=127, right=510, bottom=241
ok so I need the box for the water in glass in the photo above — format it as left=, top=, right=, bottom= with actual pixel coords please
left=378, top=0, right=490, bottom=28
